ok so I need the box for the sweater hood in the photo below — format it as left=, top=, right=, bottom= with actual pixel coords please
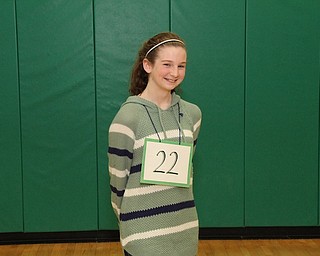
left=122, top=92, right=184, bottom=141
left=122, top=92, right=181, bottom=111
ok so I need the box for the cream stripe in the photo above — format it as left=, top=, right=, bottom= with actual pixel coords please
left=121, top=220, right=199, bottom=247
left=167, top=129, right=193, bottom=138
left=109, top=123, right=135, bottom=140
left=124, top=185, right=174, bottom=197
left=193, top=119, right=201, bottom=132
left=111, top=202, right=120, bottom=216
left=134, top=129, right=194, bottom=150
left=109, top=166, right=129, bottom=178
left=183, top=129, right=193, bottom=138
left=134, top=133, right=161, bottom=150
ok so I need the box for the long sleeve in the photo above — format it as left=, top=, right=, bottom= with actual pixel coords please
left=192, top=110, right=202, bottom=153
left=108, top=121, right=135, bottom=220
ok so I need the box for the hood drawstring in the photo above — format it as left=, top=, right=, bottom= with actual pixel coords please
left=174, top=103, right=186, bottom=144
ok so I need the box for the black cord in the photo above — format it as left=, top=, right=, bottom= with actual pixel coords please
left=178, top=103, right=182, bottom=145
left=144, top=105, right=161, bottom=142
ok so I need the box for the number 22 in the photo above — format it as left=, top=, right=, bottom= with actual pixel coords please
left=154, top=150, right=179, bottom=175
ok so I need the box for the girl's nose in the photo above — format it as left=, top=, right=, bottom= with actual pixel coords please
left=171, top=66, right=179, bottom=77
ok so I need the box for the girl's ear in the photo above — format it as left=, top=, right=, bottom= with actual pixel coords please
left=143, top=58, right=152, bottom=74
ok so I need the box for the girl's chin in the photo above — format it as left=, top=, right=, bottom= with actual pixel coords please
left=163, top=82, right=179, bottom=90
left=164, top=86, right=178, bottom=92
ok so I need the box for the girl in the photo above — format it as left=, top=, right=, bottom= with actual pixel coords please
left=108, top=32, right=202, bottom=256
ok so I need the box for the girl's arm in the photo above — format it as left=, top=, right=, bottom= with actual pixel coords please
left=108, top=120, right=135, bottom=220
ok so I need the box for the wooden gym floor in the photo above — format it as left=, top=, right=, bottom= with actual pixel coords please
left=0, top=239, right=320, bottom=256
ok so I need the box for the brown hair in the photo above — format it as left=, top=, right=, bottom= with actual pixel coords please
left=129, top=32, right=186, bottom=95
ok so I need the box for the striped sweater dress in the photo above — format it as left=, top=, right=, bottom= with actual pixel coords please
left=108, top=93, right=202, bottom=256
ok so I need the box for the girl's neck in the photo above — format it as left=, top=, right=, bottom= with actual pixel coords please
left=140, top=87, right=172, bottom=110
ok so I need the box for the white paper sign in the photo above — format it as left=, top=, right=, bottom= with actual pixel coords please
left=141, top=138, right=193, bottom=187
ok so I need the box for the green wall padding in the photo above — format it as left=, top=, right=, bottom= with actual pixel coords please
left=172, top=0, right=246, bottom=227
left=95, top=0, right=170, bottom=229
left=0, top=0, right=23, bottom=232
left=16, top=0, right=97, bottom=232
left=245, top=1, right=320, bottom=226
left=0, top=0, right=319, bottom=233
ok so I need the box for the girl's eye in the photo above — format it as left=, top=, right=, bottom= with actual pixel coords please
left=163, top=63, right=171, bottom=67
left=178, top=65, right=186, bottom=69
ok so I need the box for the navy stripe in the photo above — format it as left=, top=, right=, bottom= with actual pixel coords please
left=120, top=200, right=195, bottom=221
left=130, top=164, right=141, bottom=174
left=193, top=139, right=198, bottom=147
left=110, top=185, right=125, bottom=197
left=124, top=250, right=133, bottom=256
left=108, top=147, right=133, bottom=159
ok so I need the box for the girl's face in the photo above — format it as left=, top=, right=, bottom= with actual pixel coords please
left=144, top=46, right=187, bottom=93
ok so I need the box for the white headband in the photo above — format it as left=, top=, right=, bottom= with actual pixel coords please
left=145, top=39, right=185, bottom=57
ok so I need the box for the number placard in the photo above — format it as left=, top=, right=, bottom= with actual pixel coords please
left=141, top=138, right=193, bottom=187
